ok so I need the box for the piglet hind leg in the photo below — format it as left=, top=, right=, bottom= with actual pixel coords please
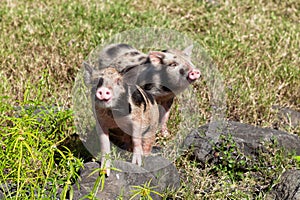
left=142, top=132, right=156, bottom=156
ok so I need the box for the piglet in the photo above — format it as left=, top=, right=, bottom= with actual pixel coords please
left=84, top=64, right=159, bottom=176
left=124, top=45, right=201, bottom=136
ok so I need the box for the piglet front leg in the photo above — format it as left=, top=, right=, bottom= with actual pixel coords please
left=98, top=123, right=111, bottom=176
left=132, top=145, right=143, bottom=166
left=131, top=126, right=143, bottom=166
left=159, top=97, right=174, bottom=137
left=160, top=109, right=171, bottom=137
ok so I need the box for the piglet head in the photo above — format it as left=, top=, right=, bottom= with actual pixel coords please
left=84, top=64, right=126, bottom=108
left=147, top=45, right=201, bottom=94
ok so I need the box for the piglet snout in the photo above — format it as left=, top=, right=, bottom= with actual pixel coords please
left=96, top=87, right=112, bottom=101
left=188, top=69, right=201, bottom=81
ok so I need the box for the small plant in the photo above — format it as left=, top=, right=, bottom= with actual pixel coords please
left=58, top=147, right=83, bottom=200
left=129, top=179, right=163, bottom=200
left=211, top=134, right=250, bottom=181
left=79, top=158, right=122, bottom=200
left=293, top=156, right=300, bottom=167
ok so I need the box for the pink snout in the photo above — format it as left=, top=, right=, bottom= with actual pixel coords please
left=96, top=87, right=112, bottom=101
left=188, top=69, right=201, bottom=81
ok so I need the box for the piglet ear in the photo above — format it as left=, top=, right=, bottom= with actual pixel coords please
left=83, top=62, right=93, bottom=84
left=149, top=51, right=165, bottom=66
left=183, top=44, right=193, bottom=57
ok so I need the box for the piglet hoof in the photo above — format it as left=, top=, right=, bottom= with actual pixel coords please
left=100, top=168, right=110, bottom=177
left=101, top=157, right=111, bottom=177
left=132, top=153, right=142, bottom=166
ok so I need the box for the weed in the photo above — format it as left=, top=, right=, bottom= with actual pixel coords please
left=78, top=158, right=122, bottom=199
left=129, top=179, right=163, bottom=200
left=294, top=156, right=300, bottom=167
left=211, top=134, right=250, bottom=182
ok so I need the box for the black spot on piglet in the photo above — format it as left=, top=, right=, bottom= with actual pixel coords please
left=107, top=44, right=131, bottom=57
left=144, top=91, right=155, bottom=105
left=179, top=68, right=185, bottom=75
left=128, top=103, right=132, bottom=114
left=106, top=47, right=119, bottom=57
left=132, top=87, right=147, bottom=112
left=97, top=77, right=104, bottom=88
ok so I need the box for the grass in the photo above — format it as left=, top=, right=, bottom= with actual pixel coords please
left=0, top=100, right=83, bottom=198
left=0, top=0, right=299, bottom=199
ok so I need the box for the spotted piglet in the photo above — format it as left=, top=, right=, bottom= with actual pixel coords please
left=124, top=45, right=201, bottom=137
left=84, top=64, right=159, bottom=176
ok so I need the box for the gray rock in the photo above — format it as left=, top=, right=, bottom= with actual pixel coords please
left=72, top=156, right=180, bottom=199
left=266, top=169, right=300, bottom=200
left=272, top=106, right=300, bottom=128
left=184, top=121, right=300, bottom=164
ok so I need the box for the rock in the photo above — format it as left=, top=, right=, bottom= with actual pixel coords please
left=143, top=156, right=180, bottom=190
left=272, top=106, right=300, bottom=128
left=184, top=121, right=300, bottom=164
left=266, top=169, right=300, bottom=200
left=72, top=156, right=180, bottom=199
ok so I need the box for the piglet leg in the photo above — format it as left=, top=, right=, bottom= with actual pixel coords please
left=131, top=125, right=143, bottom=166
left=159, top=97, right=174, bottom=137
left=142, top=132, right=156, bottom=156
left=160, top=109, right=170, bottom=137
left=97, top=123, right=111, bottom=176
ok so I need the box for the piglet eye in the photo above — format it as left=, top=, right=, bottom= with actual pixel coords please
left=169, top=62, right=178, bottom=67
